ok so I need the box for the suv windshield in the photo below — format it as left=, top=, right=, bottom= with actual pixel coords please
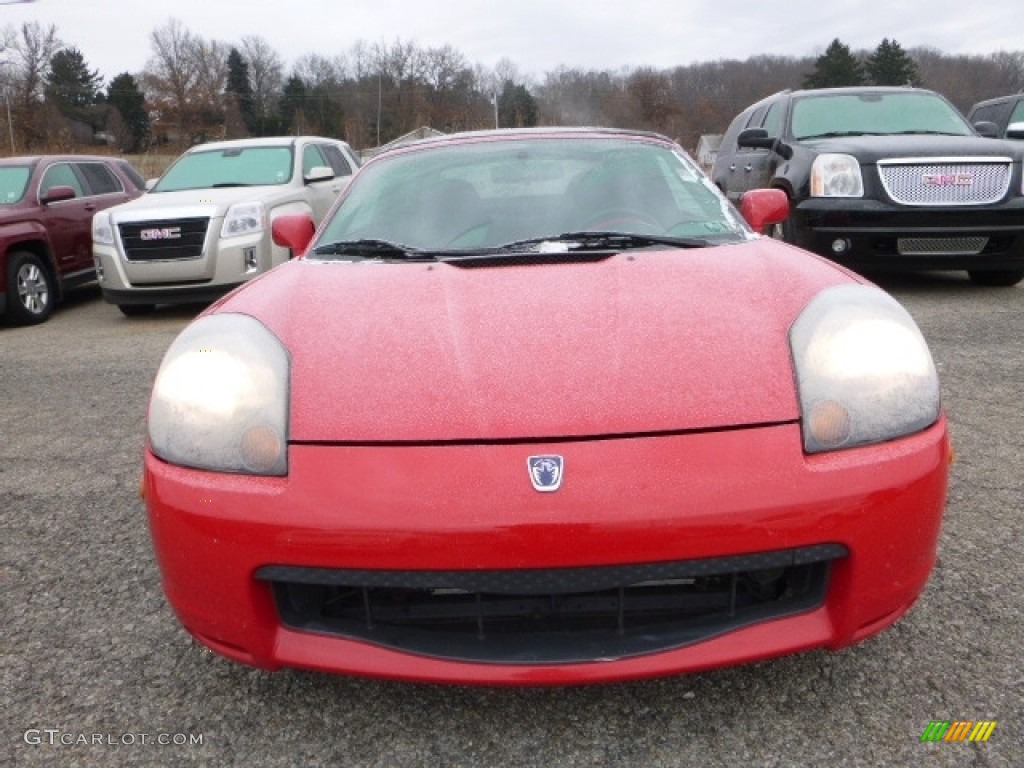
left=315, top=137, right=748, bottom=254
left=0, top=166, right=32, bottom=204
left=792, top=92, right=973, bottom=140
left=154, top=146, right=294, bottom=192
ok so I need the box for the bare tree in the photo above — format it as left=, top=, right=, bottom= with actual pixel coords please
left=1, top=21, right=61, bottom=147
left=142, top=19, right=228, bottom=145
left=4, top=21, right=61, bottom=107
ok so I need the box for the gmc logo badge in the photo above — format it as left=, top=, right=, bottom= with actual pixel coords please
left=140, top=227, right=182, bottom=240
left=922, top=173, right=974, bottom=187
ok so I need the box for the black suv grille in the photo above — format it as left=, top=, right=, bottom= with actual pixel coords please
left=257, top=544, right=846, bottom=664
left=118, top=217, right=209, bottom=261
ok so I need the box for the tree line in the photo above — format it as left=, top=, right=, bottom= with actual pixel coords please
left=1, top=19, right=1022, bottom=156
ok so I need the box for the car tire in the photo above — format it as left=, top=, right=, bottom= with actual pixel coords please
left=967, top=269, right=1024, bottom=287
left=5, top=250, right=55, bottom=325
left=118, top=303, right=156, bottom=316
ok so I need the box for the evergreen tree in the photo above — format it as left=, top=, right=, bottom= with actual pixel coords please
left=279, top=75, right=308, bottom=134
left=498, top=80, right=538, bottom=128
left=866, top=38, right=922, bottom=86
left=803, top=39, right=865, bottom=88
left=226, top=48, right=257, bottom=135
left=45, top=48, right=102, bottom=110
left=106, top=73, right=150, bottom=152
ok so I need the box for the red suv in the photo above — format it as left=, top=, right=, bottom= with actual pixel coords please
left=1, top=155, right=144, bottom=324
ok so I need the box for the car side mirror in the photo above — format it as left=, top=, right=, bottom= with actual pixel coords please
left=1006, top=121, right=1024, bottom=140
left=304, top=166, right=335, bottom=183
left=40, top=185, right=76, bottom=204
left=737, top=128, right=793, bottom=159
left=972, top=121, right=1000, bottom=138
left=739, top=188, right=788, bottom=233
left=272, top=213, right=316, bottom=256
left=737, top=128, right=770, bottom=148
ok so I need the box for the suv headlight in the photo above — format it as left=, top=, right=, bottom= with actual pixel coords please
left=148, top=313, right=289, bottom=475
left=92, top=211, right=114, bottom=245
left=790, top=285, right=940, bottom=453
left=221, top=201, right=265, bottom=238
left=810, top=154, right=864, bottom=197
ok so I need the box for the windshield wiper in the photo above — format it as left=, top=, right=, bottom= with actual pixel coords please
left=210, top=182, right=257, bottom=188
left=798, top=130, right=886, bottom=139
left=488, top=231, right=712, bottom=253
left=311, top=238, right=435, bottom=260
left=892, top=129, right=964, bottom=136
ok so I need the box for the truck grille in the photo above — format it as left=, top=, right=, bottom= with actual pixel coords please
left=118, top=217, right=209, bottom=261
left=257, top=544, right=846, bottom=664
left=877, top=159, right=1011, bottom=206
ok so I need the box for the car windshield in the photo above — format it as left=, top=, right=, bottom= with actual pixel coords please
left=791, top=92, right=973, bottom=139
left=0, top=166, right=32, bottom=204
left=313, top=136, right=749, bottom=255
left=153, top=146, right=294, bottom=192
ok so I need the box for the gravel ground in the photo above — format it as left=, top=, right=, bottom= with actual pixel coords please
left=2, top=274, right=1021, bottom=767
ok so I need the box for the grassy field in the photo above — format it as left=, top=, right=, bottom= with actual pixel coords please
left=121, top=153, right=177, bottom=180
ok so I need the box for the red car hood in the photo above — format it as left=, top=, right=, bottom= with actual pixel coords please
left=220, top=241, right=854, bottom=442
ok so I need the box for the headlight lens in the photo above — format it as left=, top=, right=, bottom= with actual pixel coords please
left=810, top=154, right=864, bottom=197
left=221, top=201, right=265, bottom=238
left=790, top=285, right=940, bottom=453
left=148, top=313, right=289, bottom=475
left=92, top=211, right=114, bottom=245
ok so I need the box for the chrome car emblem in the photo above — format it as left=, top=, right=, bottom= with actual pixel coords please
left=528, top=455, right=564, bottom=492
left=140, top=226, right=182, bottom=241
left=922, top=172, right=974, bottom=187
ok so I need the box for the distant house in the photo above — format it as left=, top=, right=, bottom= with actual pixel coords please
left=695, top=134, right=723, bottom=171
left=361, top=127, right=446, bottom=162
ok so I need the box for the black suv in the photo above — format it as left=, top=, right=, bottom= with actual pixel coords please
left=712, top=87, right=1024, bottom=286
left=968, top=94, right=1024, bottom=141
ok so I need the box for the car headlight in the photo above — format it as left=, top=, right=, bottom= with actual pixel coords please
left=221, top=202, right=265, bottom=238
left=92, top=211, right=114, bottom=245
left=148, top=313, right=289, bottom=475
left=810, top=154, right=864, bottom=197
left=790, top=285, right=940, bottom=453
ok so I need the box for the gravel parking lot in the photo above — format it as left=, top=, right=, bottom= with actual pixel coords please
left=3, top=275, right=1022, bottom=767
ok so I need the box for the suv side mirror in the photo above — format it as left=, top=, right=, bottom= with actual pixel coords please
left=973, top=121, right=1000, bottom=138
left=737, top=128, right=770, bottom=148
left=304, top=166, right=334, bottom=183
left=40, top=185, right=76, bottom=204
left=737, top=128, right=793, bottom=160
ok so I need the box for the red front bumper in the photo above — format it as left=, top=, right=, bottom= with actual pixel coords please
left=144, top=419, right=949, bottom=685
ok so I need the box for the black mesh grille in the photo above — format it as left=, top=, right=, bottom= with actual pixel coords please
left=118, top=217, right=209, bottom=261
left=257, top=544, right=846, bottom=664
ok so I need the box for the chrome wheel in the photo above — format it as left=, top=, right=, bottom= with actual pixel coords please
left=5, top=251, right=55, bottom=324
left=16, top=261, right=49, bottom=315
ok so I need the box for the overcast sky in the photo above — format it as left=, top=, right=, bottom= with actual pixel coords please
left=2, top=0, right=1021, bottom=83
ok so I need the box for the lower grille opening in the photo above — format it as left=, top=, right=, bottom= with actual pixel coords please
left=257, top=544, right=845, bottom=664
left=898, top=236, right=988, bottom=256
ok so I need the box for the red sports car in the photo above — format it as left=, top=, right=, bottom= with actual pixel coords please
left=143, top=128, right=949, bottom=684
